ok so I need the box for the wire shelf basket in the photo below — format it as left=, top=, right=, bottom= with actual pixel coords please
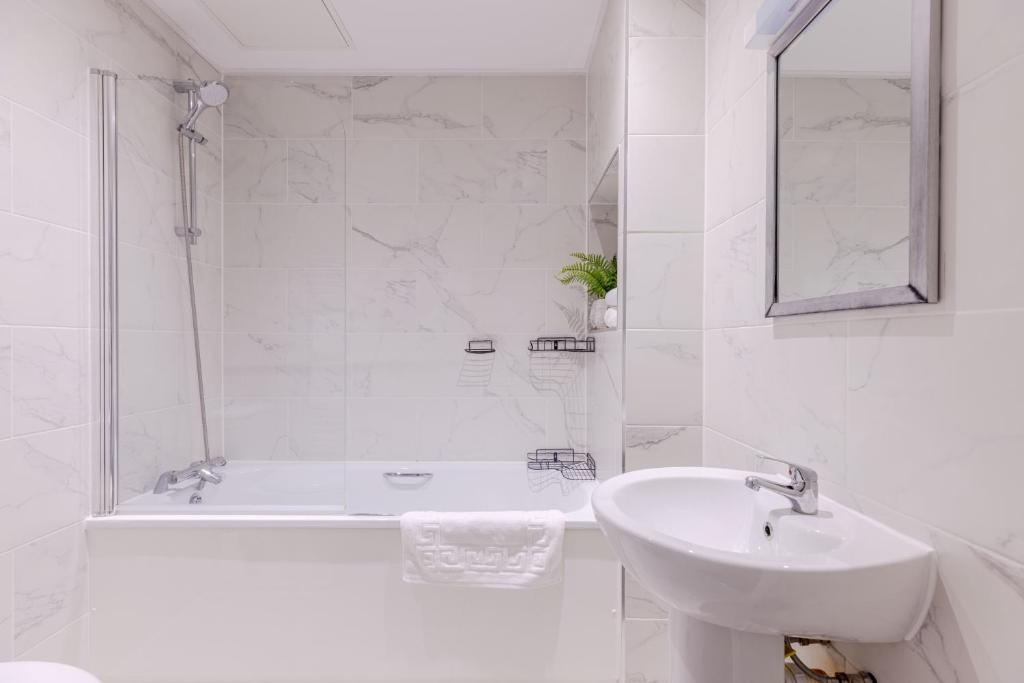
left=527, top=448, right=596, bottom=480
left=528, top=336, right=596, bottom=353
left=465, top=339, right=496, bottom=354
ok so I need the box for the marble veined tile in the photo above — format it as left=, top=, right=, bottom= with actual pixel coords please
left=32, top=0, right=218, bottom=92
left=630, top=0, right=706, bottom=37
left=348, top=204, right=483, bottom=270
left=548, top=139, right=587, bottom=204
left=224, top=204, right=345, bottom=269
left=417, top=397, right=547, bottom=461
left=481, top=205, right=586, bottom=269
left=287, top=140, right=346, bottom=204
left=13, top=524, right=88, bottom=655
left=625, top=426, right=703, bottom=470
left=625, top=233, right=703, bottom=329
left=778, top=141, right=857, bottom=206
left=847, top=313, right=1024, bottom=565
left=420, top=141, right=547, bottom=203
left=482, top=76, right=586, bottom=139
left=625, top=619, right=670, bottom=683
left=779, top=205, right=909, bottom=301
left=346, top=268, right=546, bottom=335
left=625, top=331, right=703, bottom=426
left=0, top=213, right=87, bottom=328
left=0, top=329, right=10, bottom=440
left=704, top=202, right=766, bottom=330
left=627, top=135, right=704, bottom=231
left=0, top=426, right=87, bottom=554
left=627, top=37, right=705, bottom=135
left=223, top=269, right=288, bottom=334
left=704, top=323, right=846, bottom=483
left=0, top=0, right=95, bottom=134
left=224, top=76, right=351, bottom=139
left=794, top=77, right=911, bottom=142
left=224, top=139, right=287, bottom=203
left=353, top=75, right=481, bottom=139
left=11, top=107, right=86, bottom=231
left=287, top=397, right=346, bottom=461
left=0, top=553, right=10, bottom=661
left=223, top=398, right=290, bottom=461
left=287, top=270, right=346, bottom=334
left=12, top=328, right=87, bottom=436
left=0, top=99, right=10, bottom=211
left=346, top=140, right=418, bottom=204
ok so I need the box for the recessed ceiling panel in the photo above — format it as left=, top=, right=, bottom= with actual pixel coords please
left=148, top=0, right=606, bottom=73
left=201, top=0, right=349, bottom=50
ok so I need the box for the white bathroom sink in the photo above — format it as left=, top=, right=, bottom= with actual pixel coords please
left=593, top=467, right=937, bottom=643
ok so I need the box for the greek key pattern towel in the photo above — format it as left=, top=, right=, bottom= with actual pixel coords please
left=400, top=510, right=565, bottom=589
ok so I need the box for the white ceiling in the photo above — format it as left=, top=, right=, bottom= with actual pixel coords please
left=149, top=0, right=608, bottom=73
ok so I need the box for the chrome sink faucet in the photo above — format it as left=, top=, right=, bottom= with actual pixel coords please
left=744, top=460, right=818, bottom=515
left=154, top=457, right=226, bottom=494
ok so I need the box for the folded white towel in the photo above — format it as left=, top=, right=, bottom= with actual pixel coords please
left=400, top=510, right=565, bottom=589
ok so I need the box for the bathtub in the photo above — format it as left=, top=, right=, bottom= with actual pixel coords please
left=108, top=460, right=597, bottom=526
left=86, top=460, right=620, bottom=683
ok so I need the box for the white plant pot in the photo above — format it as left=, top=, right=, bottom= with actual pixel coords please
left=590, top=298, right=609, bottom=329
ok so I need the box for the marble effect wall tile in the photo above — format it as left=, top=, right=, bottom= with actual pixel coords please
left=481, top=205, right=586, bottom=269
left=13, top=524, right=88, bottom=655
left=419, top=141, right=547, bottom=203
left=625, top=426, right=703, bottom=470
left=704, top=202, right=765, bottom=329
left=794, top=78, right=911, bottom=143
left=353, top=76, right=481, bottom=139
left=629, top=0, right=706, bottom=37
left=348, top=204, right=482, bottom=270
left=11, top=107, right=85, bottom=231
left=224, top=76, right=352, bottom=139
left=625, top=619, right=671, bottom=683
left=627, top=38, right=705, bottom=135
left=224, top=204, right=346, bottom=269
left=288, top=140, right=346, bottom=204
left=0, top=427, right=87, bottom=553
left=347, top=140, right=418, bottom=204
left=0, top=214, right=87, bottom=328
left=0, top=553, right=10, bottom=661
left=0, top=99, right=10, bottom=211
left=15, top=614, right=90, bottom=669
left=0, top=329, right=11, bottom=440
left=0, top=0, right=94, bottom=135
left=587, top=0, right=627, bottom=195
left=482, top=76, right=586, bottom=140
left=705, top=323, right=847, bottom=483
left=627, top=136, right=704, bottom=231
left=224, top=140, right=287, bottom=203
left=12, top=329, right=87, bottom=436
left=626, top=233, right=703, bottom=329
left=547, top=140, right=587, bottom=204
left=625, top=331, right=702, bottom=426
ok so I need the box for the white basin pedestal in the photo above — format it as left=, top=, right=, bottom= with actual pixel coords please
left=668, top=614, right=781, bottom=683
left=592, top=468, right=937, bottom=683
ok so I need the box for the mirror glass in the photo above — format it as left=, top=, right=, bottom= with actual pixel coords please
left=775, top=0, right=913, bottom=303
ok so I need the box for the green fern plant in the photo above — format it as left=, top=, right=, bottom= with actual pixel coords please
left=556, top=252, right=617, bottom=299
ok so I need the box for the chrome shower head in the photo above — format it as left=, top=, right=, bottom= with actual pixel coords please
left=177, top=80, right=230, bottom=133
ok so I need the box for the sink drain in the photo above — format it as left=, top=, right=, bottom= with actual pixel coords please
left=763, top=521, right=773, bottom=538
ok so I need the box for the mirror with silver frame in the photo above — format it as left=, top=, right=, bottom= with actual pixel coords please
left=765, top=0, right=940, bottom=316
